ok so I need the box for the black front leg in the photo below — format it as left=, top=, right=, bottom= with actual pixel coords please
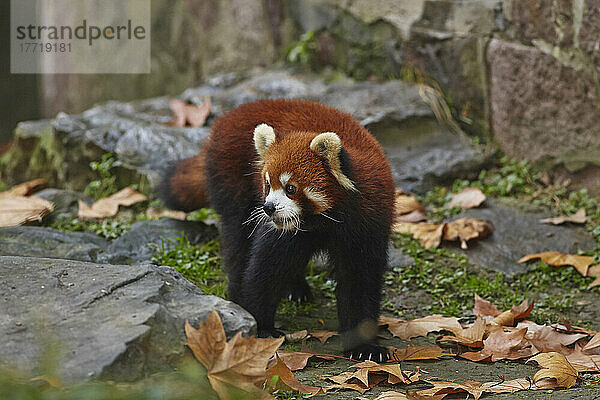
left=331, top=240, right=389, bottom=362
left=240, top=226, right=315, bottom=337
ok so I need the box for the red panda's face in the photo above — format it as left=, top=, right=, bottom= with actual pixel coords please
left=253, top=124, right=356, bottom=231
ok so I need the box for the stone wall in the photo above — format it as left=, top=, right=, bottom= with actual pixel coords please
left=6, top=0, right=600, bottom=192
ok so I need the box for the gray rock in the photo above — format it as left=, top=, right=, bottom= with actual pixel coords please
left=487, top=39, right=600, bottom=172
left=2, top=69, right=486, bottom=193
left=373, top=118, right=487, bottom=193
left=0, top=226, right=109, bottom=262
left=388, top=245, right=414, bottom=269
left=0, top=256, right=255, bottom=383
left=447, top=198, right=597, bottom=276
left=98, top=219, right=218, bottom=265
left=35, top=188, right=93, bottom=220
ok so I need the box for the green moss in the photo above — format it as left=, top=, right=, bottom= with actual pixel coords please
left=151, top=235, right=227, bottom=298
left=186, top=208, right=220, bottom=222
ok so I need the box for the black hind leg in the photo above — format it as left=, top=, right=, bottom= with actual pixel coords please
left=330, top=239, right=390, bottom=362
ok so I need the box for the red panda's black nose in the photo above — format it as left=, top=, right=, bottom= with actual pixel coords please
left=263, top=202, right=276, bottom=217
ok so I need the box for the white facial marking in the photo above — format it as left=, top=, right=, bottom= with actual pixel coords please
left=265, top=188, right=301, bottom=231
left=303, top=187, right=330, bottom=212
left=265, top=172, right=270, bottom=185
left=279, top=172, right=291, bottom=186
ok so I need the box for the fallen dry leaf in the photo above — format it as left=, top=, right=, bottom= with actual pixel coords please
left=0, top=196, right=54, bottom=227
left=146, top=207, right=186, bottom=220
left=448, top=187, right=486, bottom=209
left=472, top=295, right=533, bottom=326
left=518, top=251, right=595, bottom=277
left=390, top=345, right=453, bottom=361
left=565, top=344, right=600, bottom=372
left=370, top=391, right=409, bottom=400
left=516, top=320, right=588, bottom=353
left=327, top=360, right=420, bottom=390
left=284, top=330, right=309, bottom=342
left=443, top=218, right=493, bottom=249
left=481, top=377, right=558, bottom=393
left=583, top=333, right=600, bottom=355
left=527, top=352, right=579, bottom=388
left=319, top=371, right=385, bottom=394
left=185, top=310, right=283, bottom=400
left=380, top=315, right=462, bottom=340
left=539, top=208, right=587, bottom=225
left=461, top=327, right=535, bottom=362
left=169, top=96, right=211, bottom=128
left=266, top=354, right=324, bottom=396
left=308, top=330, right=338, bottom=344
left=270, top=350, right=336, bottom=371
left=473, top=294, right=502, bottom=318
left=393, top=222, right=445, bottom=249
left=439, top=318, right=485, bottom=347
left=412, top=380, right=485, bottom=400
left=397, top=209, right=427, bottom=223
left=587, top=264, right=600, bottom=288
left=395, top=190, right=426, bottom=215
left=78, top=187, right=147, bottom=219
left=0, top=178, right=46, bottom=199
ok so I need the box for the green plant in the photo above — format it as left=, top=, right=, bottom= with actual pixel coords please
left=151, top=235, right=227, bottom=298
left=186, top=208, right=220, bottom=222
left=50, top=214, right=134, bottom=240
left=84, top=153, right=122, bottom=199
left=285, top=31, right=316, bottom=66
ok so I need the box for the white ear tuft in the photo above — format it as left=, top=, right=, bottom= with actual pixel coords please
left=310, top=132, right=357, bottom=192
left=254, top=123, right=276, bottom=159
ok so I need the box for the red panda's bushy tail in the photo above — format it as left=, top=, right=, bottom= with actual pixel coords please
left=159, top=148, right=209, bottom=212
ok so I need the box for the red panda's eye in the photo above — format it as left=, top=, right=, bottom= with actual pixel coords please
left=285, top=184, right=297, bottom=195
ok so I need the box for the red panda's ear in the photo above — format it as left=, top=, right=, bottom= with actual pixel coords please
left=253, top=124, right=276, bottom=160
left=310, top=132, right=358, bottom=192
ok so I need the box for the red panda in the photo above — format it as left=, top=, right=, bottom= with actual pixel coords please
left=162, top=99, right=395, bottom=361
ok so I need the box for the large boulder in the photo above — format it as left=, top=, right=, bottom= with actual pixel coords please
left=0, top=256, right=255, bottom=383
left=98, top=219, right=218, bottom=265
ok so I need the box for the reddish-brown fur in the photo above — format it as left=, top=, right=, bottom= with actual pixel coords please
left=163, top=99, right=395, bottom=361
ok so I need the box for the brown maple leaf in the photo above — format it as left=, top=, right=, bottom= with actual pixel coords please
left=443, top=218, right=494, bottom=249
left=527, top=352, right=579, bottom=388
left=473, top=294, right=501, bottom=318
left=518, top=251, right=595, bottom=278
left=380, top=315, right=462, bottom=340
left=0, top=178, right=46, bottom=199
left=0, top=196, right=54, bottom=227
left=480, top=377, right=558, bottom=393
left=461, top=327, right=535, bottom=362
left=447, top=187, right=486, bottom=209
left=565, top=344, right=600, bottom=372
left=265, top=354, right=324, bottom=397
left=392, top=222, right=445, bottom=249
left=308, top=330, right=338, bottom=343
left=78, top=187, right=147, bottom=219
left=185, top=310, right=283, bottom=400
left=412, top=380, right=486, bottom=400
left=539, top=208, right=587, bottom=225
left=439, top=318, right=485, bottom=347
left=389, top=345, right=453, bottom=361
left=395, top=190, right=426, bottom=215
left=269, top=350, right=336, bottom=371
left=516, top=320, right=588, bottom=353
left=146, top=207, right=187, bottom=220
left=169, top=97, right=211, bottom=128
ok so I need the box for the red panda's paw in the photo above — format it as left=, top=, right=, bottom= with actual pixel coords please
left=257, top=328, right=285, bottom=338
left=345, top=343, right=390, bottom=363
left=285, top=278, right=313, bottom=303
